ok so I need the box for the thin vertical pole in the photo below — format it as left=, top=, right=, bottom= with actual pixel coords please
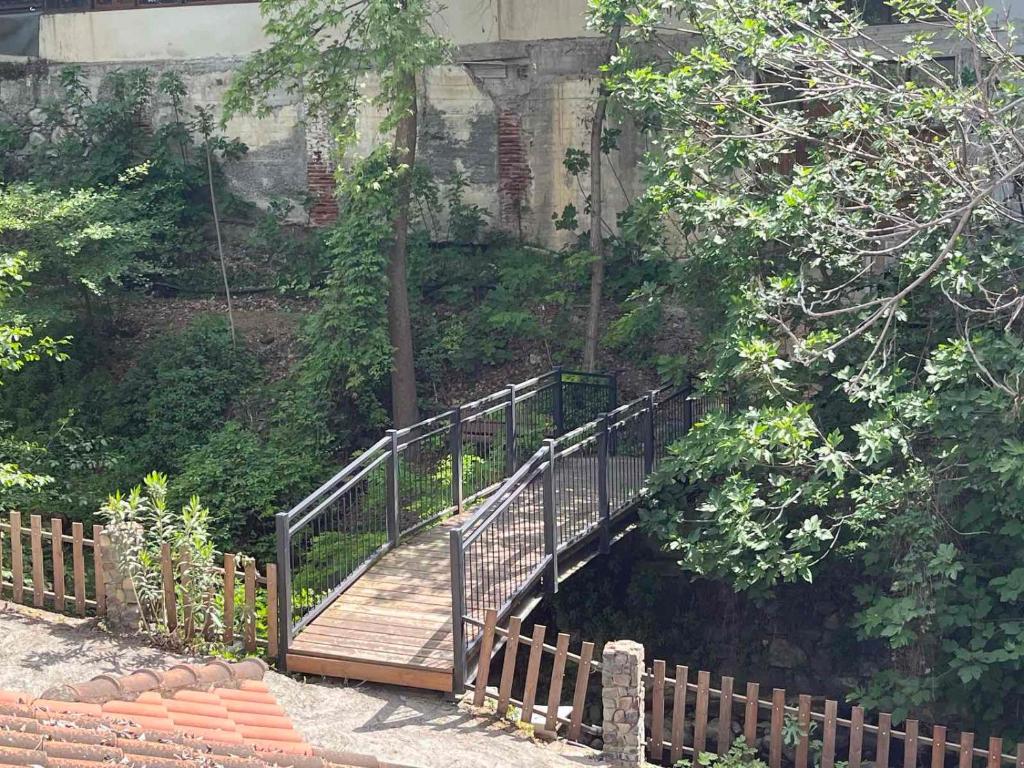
left=450, top=407, right=463, bottom=512
left=597, top=414, right=611, bottom=554
left=274, top=512, right=291, bottom=670
left=449, top=527, right=467, bottom=695
left=553, top=366, right=565, bottom=436
left=543, top=440, right=559, bottom=594
left=608, top=370, right=619, bottom=412
left=385, top=429, right=401, bottom=546
left=643, top=390, right=657, bottom=475
left=505, top=385, right=517, bottom=475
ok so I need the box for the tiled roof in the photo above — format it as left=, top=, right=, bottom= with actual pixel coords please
left=0, top=659, right=412, bottom=768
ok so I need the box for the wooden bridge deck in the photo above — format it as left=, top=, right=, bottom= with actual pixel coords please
left=286, top=456, right=639, bottom=692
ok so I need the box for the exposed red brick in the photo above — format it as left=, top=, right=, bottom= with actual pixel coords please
left=497, top=110, right=532, bottom=237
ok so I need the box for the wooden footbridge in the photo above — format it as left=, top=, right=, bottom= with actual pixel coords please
left=274, top=369, right=726, bottom=694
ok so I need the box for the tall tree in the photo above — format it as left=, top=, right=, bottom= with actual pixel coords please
left=225, top=0, right=447, bottom=426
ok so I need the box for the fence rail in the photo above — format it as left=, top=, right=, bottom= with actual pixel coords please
left=469, top=611, right=1024, bottom=768
left=275, top=367, right=617, bottom=666
left=450, top=386, right=729, bottom=692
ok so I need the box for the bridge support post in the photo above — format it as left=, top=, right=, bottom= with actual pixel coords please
left=385, top=430, right=401, bottom=547
left=505, top=385, right=517, bottom=476
left=542, top=440, right=559, bottom=595
left=552, top=366, right=565, bottom=437
left=597, top=415, right=611, bottom=555
left=450, top=406, right=463, bottom=512
left=449, top=528, right=467, bottom=696
left=643, top=390, right=657, bottom=475
left=601, top=640, right=646, bottom=767
left=274, top=512, right=291, bottom=671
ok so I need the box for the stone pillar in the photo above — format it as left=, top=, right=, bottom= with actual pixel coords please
left=602, top=640, right=646, bottom=767
left=99, top=523, right=144, bottom=634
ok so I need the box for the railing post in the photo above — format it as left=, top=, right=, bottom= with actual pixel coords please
left=644, top=390, right=657, bottom=475
left=597, top=415, right=611, bottom=554
left=450, top=527, right=467, bottom=695
left=608, top=370, right=620, bottom=413
left=542, top=440, right=559, bottom=595
left=553, top=366, right=565, bottom=437
left=450, top=407, right=463, bottom=512
left=505, top=385, right=517, bottom=476
left=385, top=429, right=401, bottom=547
left=274, top=512, right=291, bottom=670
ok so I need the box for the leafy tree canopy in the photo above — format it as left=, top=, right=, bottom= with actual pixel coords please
left=596, top=0, right=1024, bottom=732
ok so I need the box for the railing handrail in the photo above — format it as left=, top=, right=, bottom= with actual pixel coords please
left=459, top=445, right=550, bottom=544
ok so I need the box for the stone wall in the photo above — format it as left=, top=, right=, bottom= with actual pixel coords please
left=602, top=640, right=646, bottom=768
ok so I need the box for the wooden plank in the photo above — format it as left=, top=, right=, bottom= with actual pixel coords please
left=850, top=705, right=864, bottom=768
left=743, top=682, right=759, bottom=746
left=959, top=732, right=975, bottom=768
left=769, top=689, right=785, bottom=768
left=670, top=666, right=689, bottom=764
left=290, top=636, right=452, bottom=666
left=878, top=713, right=892, bottom=768
left=285, top=653, right=452, bottom=693
left=51, top=518, right=65, bottom=610
left=822, top=699, right=837, bottom=768
left=93, top=524, right=104, bottom=614
left=932, top=726, right=947, bottom=768
left=181, top=549, right=194, bottom=641
left=267, top=563, right=278, bottom=660
left=650, top=659, right=666, bottom=762
left=71, top=521, right=84, bottom=615
left=904, top=720, right=920, bottom=768
left=718, top=676, right=734, bottom=754
left=693, top=670, right=711, bottom=763
left=161, top=543, right=177, bottom=631
left=11, top=512, right=23, bottom=603
left=497, top=616, right=522, bottom=716
left=299, top=625, right=452, bottom=653
left=988, top=738, right=1003, bottom=768
left=30, top=515, right=43, bottom=607
left=473, top=609, right=499, bottom=707
left=795, top=694, right=811, bottom=768
left=544, top=633, right=570, bottom=733
left=567, top=641, right=594, bottom=742
left=1017, top=743, right=1023, bottom=768
left=0, top=524, right=5, bottom=599
left=244, top=559, right=257, bottom=653
left=223, top=553, right=236, bottom=645
left=519, top=624, right=546, bottom=725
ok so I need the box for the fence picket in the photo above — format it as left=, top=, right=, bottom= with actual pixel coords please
left=743, top=682, right=759, bottom=746
left=671, top=666, right=689, bottom=764
left=960, top=732, right=975, bottom=768
left=93, top=524, right=104, bottom=613
left=878, top=713, right=892, bottom=768
left=223, top=553, right=236, bottom=644
left=266, top=563, right=278, bottom=659
left=904, top=720, right=920, bottom=768
left=1016, top=743, right=1023, bottom=768
left=0, top=525, right=5, bottom=599
left=718, top=676, right=734, bottom=754
left=497, top=616, right=522, bottom=716
left=988, top=738, right=1003, bottom=768
left=30, top=515, right=43, bottom=607
left=769, top=689, right=785, bottom=768
left=932, top=726, right=947, bottom=768
left=849, top=705, right=864, bottom=768
left=568, top=641, right=594, bottom=742
left=693, top=670, right=711, bottom=764
left=244, top=559, right=256, bottom=652
left=520, top=624, right=547, bottom=725
left=650, top=660, right=666, bottom=761
left=795, top=694, right=811, bottom=768
left=11, top=512, right=23, bottom=603
left=822, top=700, right=837, bottom=768
left=544, top=633, right=570, bottom=733
left=71, top=521, right=84, bottom=615
left=161, top=543, right=176, bottom=631
left=473, top=609, right=498, bottom=708
left=51, top=518, right=64, bottom=610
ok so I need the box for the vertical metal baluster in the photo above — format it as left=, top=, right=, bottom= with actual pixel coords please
left=598, top=414, right=611, bottom=554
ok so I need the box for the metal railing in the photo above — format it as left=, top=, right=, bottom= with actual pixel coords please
left=274, top=367, right=616, bottom=665
left=449, top=386, right=729, bottom=692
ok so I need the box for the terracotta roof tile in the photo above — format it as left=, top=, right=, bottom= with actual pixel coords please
left=0, top=660, right=420, bottom=768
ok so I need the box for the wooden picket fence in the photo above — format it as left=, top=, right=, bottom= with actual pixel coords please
left=0, top=511, right=277, bottom=657
left=467, top=611, right=1024, bottom=768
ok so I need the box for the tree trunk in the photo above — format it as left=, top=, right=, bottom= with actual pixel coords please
left=583, top=22, right=623, bottom=373
left=388, top=72, right=420, bottom=428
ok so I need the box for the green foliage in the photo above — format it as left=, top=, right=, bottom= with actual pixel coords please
left=611, top=0, right=1024, bottom=735
left=692, top=740, right=767, bottom=768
